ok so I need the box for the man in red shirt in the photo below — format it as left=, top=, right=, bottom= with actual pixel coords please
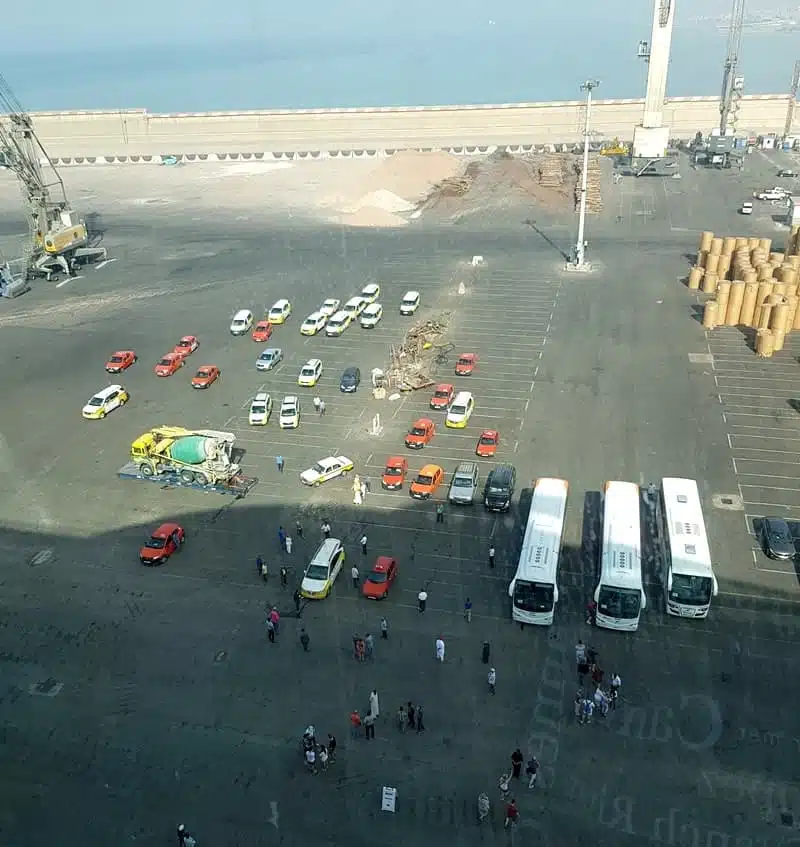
left=504, top=799, right=519, bottom=828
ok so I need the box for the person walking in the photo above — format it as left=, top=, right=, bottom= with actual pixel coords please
left=594, top=687, right=610, bottom=718
left=406, top=701, right=416, bottom=730
left=365, top=633, right=374, bottom=660
left=580, top=696, right=594, bottom=725
left=435, top=636, right=445, bottom=662
left=313, top=396, right=321, bottom=413
left=300, top=628, right=310, bottom=652
left=436, top=503, right=444, bottom=524
left=295, top=519, right=303, bottom=539
left=574, top=690, right=584, bottom=722
left=269, top=607, right=280, bottom=635
left=380, top=617, right=388, bottom=639
left=609, top=672, right=622, bottom=708
left=351, top=564, right=360, bottom=588
left=293, top=588, right=302, bottom=613
left=369, top=689, right=380, bottom=719
left=322, top=520, right=331, bottom=538
left=504, top=799, right=519, bottom=829
left=418, top=589, right=427, bottom=612
left=575, top=639, right=587, bottom=666
left=396, top=704, right=406, bottom=732
left=275, top=455, right=285, bottom=473
left=319, top=399, right=326, bottom=416
left=464, top=597, right=472, bottom=622
left=360, top=534, right=368, bottom=555
left=525, top=756, right=540, bottom=789
left=280, top=566, right=288, bottom=588
left=319, top=746, right=329, bottom=771
left=488, top=667, right=496, bottom=695
left=489, top=545, right=496, bottom=568
left=591, top=664, right=604, bottom=690
left=360, top=482, right=367, bottom=501
left=511, top=748, right=524, bottom=780
left=327, top=733, right=337, bottom=762
left=305, top=746, right=317, bottom=774
left=364, top=712, right=375, bottom=739
left=350, top=710, right=362, bottom=738
left=416, top=704, right=425, bottom=733
left=285, top=536, right=293, bottom=555
left=176, top=825, right=195, bottom=847
left=256, top=554, right=265, bottom=578
left=267, top=618, right=276, bottom=643
left=278, top=526, right=287, bottom=550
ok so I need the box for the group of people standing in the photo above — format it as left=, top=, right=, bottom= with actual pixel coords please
left=574, top=640, right=621, bottom=725
left=302, top=725, right=337, bottom=774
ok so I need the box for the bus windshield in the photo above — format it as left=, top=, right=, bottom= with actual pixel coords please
left=598, top=586, right=641, bottom=619
left=669, top=574, right=712, bottom=605
left=513, top=581, right=554, bottom=613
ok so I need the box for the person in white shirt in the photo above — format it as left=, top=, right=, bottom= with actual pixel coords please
left=594, top=687, right=609, bottom=717
left=575, top=640, right=587, bottom=665
left=487, top=667, right=497, bottom=695
left=305, top=747, right=317, bottom=773
left=351, top=565, right=360, bottom=588
left=435, top=637, right=445, bottom=662
left=609, top=672, right=621, bottom=708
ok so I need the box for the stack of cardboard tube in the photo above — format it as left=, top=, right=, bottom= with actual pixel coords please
left=688, top=228, right=800, bottom=358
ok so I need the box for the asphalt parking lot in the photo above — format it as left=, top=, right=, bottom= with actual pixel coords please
left=0, top=152, right=798, bottom=847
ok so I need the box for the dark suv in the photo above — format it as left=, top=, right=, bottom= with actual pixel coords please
left=340, top=366, right=361, bottom=393
left=484, top=464, right=516, bottom=512
left=760, top=516, right=795, bottom=560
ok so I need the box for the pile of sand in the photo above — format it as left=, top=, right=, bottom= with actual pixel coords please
left=333, top=206, right=409, bottom=228
left=346, top=188, right=415, bottom=214
left=362, top=150, right=464, bottom=202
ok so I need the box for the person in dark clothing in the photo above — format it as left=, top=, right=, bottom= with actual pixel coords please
left=511, top=748, right=524, bottom=779
left=280, top=566, right=288, bottom=588
left=300, top=628, right=310, bottom=651
left=327, top=733, right=337, bottom=762
left=295, top=520, right=303, bottom=538
left=416, top=705, right=425, bottom=733
left=293, top=589, right=302, bottom=613
left=407, top=701, right=416, bottom=730
left=256, top=555, right=264, bottom=577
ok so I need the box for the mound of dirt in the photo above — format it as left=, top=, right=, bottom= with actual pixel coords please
left=336, top=206, right=409, bottom=228
left=361, top=151, right=464, bottom=202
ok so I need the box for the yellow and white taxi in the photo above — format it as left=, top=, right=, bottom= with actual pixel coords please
left=300, top=455, right=354, bottom=486
left=300, top=311, right=327, bottom=336
left=301, top=538, right=346, bottom=599
left=400, top=290, right=421, bottom=315
left=446, top=391, right=475, bottom=428
left=361, top=282, right=380, bottom=303
left=319, top=298, right=341, bottom=317
left=360, top=303, right=383, bottom=328
left=325, top=310, right=352, bottom=337
left=279, top=395, right=300, bottom=429
left=82, top=384, right=129, bottom=419
left=248, top=392, right=273, bottom=426
left=298, top=358, right=323, bottom=387
left=343, top=296, right=369, bottom=318
left=267, top=299, right=292, bottom=324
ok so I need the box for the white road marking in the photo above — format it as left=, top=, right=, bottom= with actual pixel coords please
left=56, top=275, right=84, bottom=288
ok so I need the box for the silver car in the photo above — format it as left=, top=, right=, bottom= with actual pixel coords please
left=256, top=348, right=283, bottom=371
left=448, top=462, right=479, bottom=505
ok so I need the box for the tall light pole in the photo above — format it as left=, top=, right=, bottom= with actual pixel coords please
left=573, top=79, right=600, bottom=269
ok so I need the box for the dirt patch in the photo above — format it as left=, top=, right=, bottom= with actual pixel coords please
left=333, top=206, right=409, bottom=228
left=360, top=151, right=464, bottom=203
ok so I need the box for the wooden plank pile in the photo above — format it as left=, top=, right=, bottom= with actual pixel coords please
left=573, top=155, right=604, bottom=213
left=537, top=155, right=566, bottom=188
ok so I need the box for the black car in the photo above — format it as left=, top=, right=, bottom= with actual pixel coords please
left=760, top=516, right=795, bottom=560
left=777, top=169, right=797, bottom=178
left=340, top=366, right=361, bottom=393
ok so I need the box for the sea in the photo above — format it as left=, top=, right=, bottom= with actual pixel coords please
left=3, top=19, right=799, bottom=113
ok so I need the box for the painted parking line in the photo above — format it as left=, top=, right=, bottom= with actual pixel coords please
left=733, top=457, right=800, bottom=468
left=716, top=376, right=800, bottom=387
left=739, top=485, right=800, bottom=507
left=730, top=433, right=800, bottom=444
left=725, top=411, right=800, bottom=421
left=740, top=500, right=800, bottom=513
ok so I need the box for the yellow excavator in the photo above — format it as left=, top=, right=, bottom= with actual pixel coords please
left=0, top=72, right=106, bottom=296
left=600, top=138, right=630, bottom=156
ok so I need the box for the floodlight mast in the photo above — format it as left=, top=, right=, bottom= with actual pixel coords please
left=573, top=80, right=599, bottom=269
left=719, top=0, right=746, bottom=135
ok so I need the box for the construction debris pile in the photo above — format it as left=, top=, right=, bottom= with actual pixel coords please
left=574, top=155, right=604, bottom=213
left=537, top=155, right=568, bottom=188
left=385, top=312, right=452, bottom=391
left=689, top=228, right=800, bottom=357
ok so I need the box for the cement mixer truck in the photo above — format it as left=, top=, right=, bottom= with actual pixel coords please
left=118, top=425, right=257, bottom=496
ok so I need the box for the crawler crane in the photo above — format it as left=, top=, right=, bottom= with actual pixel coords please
left=0, top=72, right=106, bottom=296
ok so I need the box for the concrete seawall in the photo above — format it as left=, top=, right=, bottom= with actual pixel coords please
left=22, top=94, right=799, bottom=163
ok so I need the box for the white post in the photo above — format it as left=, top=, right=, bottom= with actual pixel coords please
left=574, top=79, right=599, bottom=268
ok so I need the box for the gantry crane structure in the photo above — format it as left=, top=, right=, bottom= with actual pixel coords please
left=0, top=72, right=105, bottom=296
left=719, top=0, right=746, bottom=136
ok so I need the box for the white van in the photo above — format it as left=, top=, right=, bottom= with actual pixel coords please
left=400, top=291, right=420, bottom=315
left=325, top=310, right=352, bottom=336
left=230, top=309, right=254, bottom=335
left=301, top=538, right=346, bottom=599
left=248, top=392, right=273, bottom=426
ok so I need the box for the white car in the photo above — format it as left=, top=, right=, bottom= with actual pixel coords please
left=446, top=391, right=475, bottom=428
left=82, top=384, right=129, bottom=419
left=230, top=309, right=254, bottom=335
left=248, top=392, right=273, bottom=426
left=754, top=188, right=788, bottom=201
left=300, top=311, right=327, bottom=336
left=279, top=395, right=300, bottom=429
left=319, top=298, right=341, bottom=317
left=298, top=358, right=323, bottom=387
left=300, top=455, right=355, bottom=486
left=325, top=310, right=352, bottom=336
left=740, top=201, right=753, bottom=215
left=267, top=299, right=292, bottom=324
left=256, top=347, right=283, bottom=371
left=343, top=296, right=369, bottom=318
left=400, top=290, right=421, bottom=315
left=360, top=303, right=383, bottom=328
left=361, top=282, right=381, bottom=303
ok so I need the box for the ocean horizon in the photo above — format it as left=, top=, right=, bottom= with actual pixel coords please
left=2, top=22, right=798, bottom=114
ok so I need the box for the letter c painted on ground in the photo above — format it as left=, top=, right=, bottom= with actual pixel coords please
left=677, top=694, right=723, bottom=751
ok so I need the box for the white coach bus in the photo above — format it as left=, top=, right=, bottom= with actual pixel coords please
left=508, top=477, right=569, bottom=626
left=660, top=477, right=718, bottom=618
left=594, top=480, right=646, bottom=631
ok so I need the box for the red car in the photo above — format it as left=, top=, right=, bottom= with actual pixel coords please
left=252, top=320, right=273, bottom=342
left=430, top=383, right=455, bottom=410
left=191, top=365, right=221, bottom=388
left=362, top=556, right=398, bottom=599
left=154, top=352, right=186, bottom=377
left=476, top=429, right=499, bottom=457
left=405, top=418, right=435, bottom=449
left=455, top=353, right=478, bottom=376
left=382, top=456, right=408, bottom=490
left=140, top=522, right=185, bottom=565
left=105, top=350, right=137, bottom=373
left=174, top=335, right=199, bottom=356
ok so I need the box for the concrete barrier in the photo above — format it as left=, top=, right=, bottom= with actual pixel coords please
left=26, top=94, right=799, bottom=164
